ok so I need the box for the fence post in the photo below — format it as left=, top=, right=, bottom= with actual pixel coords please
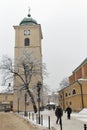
left=48, top=116, right=50, bottom=129
left=36, top=114, right=39, bottom=124
left=29, top=112, right=30, bottom=119
left=32, top=113, right=34, bottom=120
left=84, top=124, right=87, bottom=130
left=41, top=115, right=43, bottom=125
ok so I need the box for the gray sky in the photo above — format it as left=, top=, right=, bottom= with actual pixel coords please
left=0, top=0, right=87, bottom=91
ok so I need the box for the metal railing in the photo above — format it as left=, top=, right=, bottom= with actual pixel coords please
left=19, top=112, right=51, bottom=129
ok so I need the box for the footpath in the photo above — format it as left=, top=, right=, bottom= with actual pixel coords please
left=0, top=112, right=38, bottom=130
left=0, top=110, right=86, bottom=130
left=48, top=110, right=85, bottom=130
left=38, top=109, right=85, bottom=130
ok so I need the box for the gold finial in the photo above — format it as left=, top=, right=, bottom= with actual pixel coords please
left=28, top=6, right=31, bottom=17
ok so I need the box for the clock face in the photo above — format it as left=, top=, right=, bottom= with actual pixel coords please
left=24, top=30, right=30, bottom=35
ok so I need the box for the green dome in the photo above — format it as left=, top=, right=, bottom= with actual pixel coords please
left=19, top=15, right=37, bottom=26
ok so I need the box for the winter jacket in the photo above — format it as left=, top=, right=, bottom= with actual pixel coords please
left=65, top=107, right=72, bottom=114
left=55, top=107, right=63, bottom=117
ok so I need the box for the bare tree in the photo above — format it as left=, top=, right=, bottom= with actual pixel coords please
left=59, top=77, right=69, bottom=90
left=0, top=51, right=47, bottom=113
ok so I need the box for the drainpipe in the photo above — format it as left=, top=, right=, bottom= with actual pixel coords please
left=77, top=80, right=84, bottom=109
left=62, top=91, right=65, bottom=110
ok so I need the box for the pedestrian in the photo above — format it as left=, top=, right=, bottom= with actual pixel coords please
left=65, top=106, right=72, bottom=119
left=55, top=105, right=63, bottom=124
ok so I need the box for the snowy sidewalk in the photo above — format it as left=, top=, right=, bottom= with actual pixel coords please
left=40, top=109, right=85, bottom=130
left=23, top=109, right=86, bottom=130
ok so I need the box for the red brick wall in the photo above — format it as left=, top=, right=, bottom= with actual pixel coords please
left=69, top=74, right=75, bottom=84
left=83, top=63, right=87, bottom=78
left=69, top=60, right=87, bottom=84
left=69, top=68, right=82, bottom=84
left=75, top=68, right=82, bottom=80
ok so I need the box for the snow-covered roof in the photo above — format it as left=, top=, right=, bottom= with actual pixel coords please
left=0, top=86, right=8, bottom=93
left=78, top=78, right=87, bottom=81
left=46, top=102, right=56, bottom=105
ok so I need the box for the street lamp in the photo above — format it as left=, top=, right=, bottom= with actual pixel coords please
left=18, top=97, right=19, bottom=113
left=24, top=93, right=27, bottom=116
left=37, top=81, right=42, bottom=124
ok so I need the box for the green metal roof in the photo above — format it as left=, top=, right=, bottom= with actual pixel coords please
left=19, top=15, right=37, bottom=26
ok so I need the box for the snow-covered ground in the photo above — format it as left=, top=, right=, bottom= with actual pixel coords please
left=72, top=108, right=87, bottom=122
left=19, top=109, right=55, bottom=128
left=18, top=108, right=87, bottom=129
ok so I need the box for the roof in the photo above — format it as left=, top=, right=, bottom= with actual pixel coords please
left=46, top=102, right=56, bottom=105
left=73, top=58, right=87, bottom=72
left=0, top=86, right=7, bottom=93
left=58, top=78, right=87, bottom=92
left=0, top=86, right=13, bottom=94
left=19, top=14, right=37, bottom=26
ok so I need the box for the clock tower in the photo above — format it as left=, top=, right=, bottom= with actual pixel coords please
left=14, top=12, right=43, bottom=60
left=13, top=11, right=43, bottom=112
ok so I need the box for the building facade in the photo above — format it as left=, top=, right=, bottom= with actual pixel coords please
left=13, top=11, right=43, bottom=112
left=59, top=58, right=87, bottom=111
left=0, top=93, right=13, bottom=111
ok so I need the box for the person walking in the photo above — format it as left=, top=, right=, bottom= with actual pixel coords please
left=55, top=105, right=63, bottom=124
left=65, top=106, right=72, bottom=119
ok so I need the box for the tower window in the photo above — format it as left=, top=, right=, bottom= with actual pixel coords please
left=24, top=38, right=30, bottom=46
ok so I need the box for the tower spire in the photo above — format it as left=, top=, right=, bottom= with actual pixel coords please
left=28, top=7, right=31, bottom=17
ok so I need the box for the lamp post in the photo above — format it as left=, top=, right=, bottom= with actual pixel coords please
left=62, top=91, right=65, bottom=110
left=24, top=93, right=27, bottom=116
left=18, top=97, right=19, bottom=113
left=37, top=81, right=42, bottom=124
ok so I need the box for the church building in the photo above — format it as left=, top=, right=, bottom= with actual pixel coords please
left=13, top=10, right=43, bottom=112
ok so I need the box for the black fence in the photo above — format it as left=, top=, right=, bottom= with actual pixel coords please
left=27, top=112, right=62, bottom=130
left=19, top=112, right=52, bottom=129
left=18, top=112, right=87, bottom=130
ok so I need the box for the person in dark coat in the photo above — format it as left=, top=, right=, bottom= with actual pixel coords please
left=55, top=105, right=63, bottom=124
left=65, top=106, right=72, bottom=119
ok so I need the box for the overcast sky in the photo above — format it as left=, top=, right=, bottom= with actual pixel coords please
left=0, top=0, right=87, bottom=91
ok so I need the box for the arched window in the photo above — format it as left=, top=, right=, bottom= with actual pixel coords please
left=60, top=95, right=62, bottom=99
left=69, top=102, right=72, bottom=105
left=72, top=89, right=76, bottom=95
left=68, top=92, right=71, bottom=96
left=24, top=38, right=30, bottom=46
left=65, top=92, right=68, bottom=97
